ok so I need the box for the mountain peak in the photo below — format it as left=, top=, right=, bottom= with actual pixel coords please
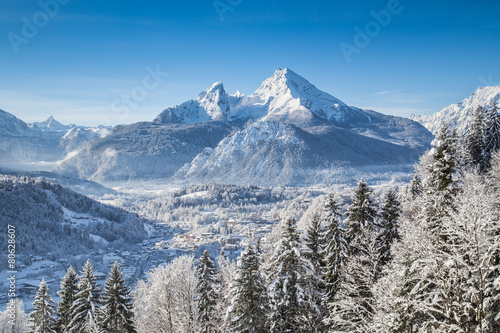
left=154, top=82, right=230, bottom=125
left=255, top=67, right=312, bottom=97
left=410, top=85, right=500, bottom=135
left=31, top=116, right=69, bottom=131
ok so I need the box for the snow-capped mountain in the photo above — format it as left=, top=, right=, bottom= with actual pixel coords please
left=410, top=85, right=500, bottom=134
left=30, top=115, right=73, bottom=131
left=60, top=68, right=432, bottom=185
left=0, top=109, right=32, bottom=136
left=155, top=68, right=369, bottom=127
left=0, top=110, right=110, bottom=164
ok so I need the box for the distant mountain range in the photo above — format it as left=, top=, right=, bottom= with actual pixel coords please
left=410, top=85, right=500, bottom=134
left=0, top=110, right=110, bottom=164
left=54, top=68, right=433, bottom=186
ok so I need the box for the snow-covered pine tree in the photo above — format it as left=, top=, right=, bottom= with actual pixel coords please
left=484, top=101, right=500, bottom=169
left=410, top=174, right=423, bottom=197
left=438, top=172, right=500, bottom=332
left=101, top=261, right=136, bottom=333
left=267, top=218, right=316, bottom=333
left=320, top=195, right=348, bottom=302
left=427, top=123, right=459, bottom=194
left=226, top=245, right=268, bottom=333
left=304, top=213, right=324, bottom=273
left=68, top=260, right=103, bottom=333
left=325, top=227, right=381, bottom=333
left=196, top=250, right=218, bottom=333
left=214, top=251, right=236, bottom=332
left=29, top=279, right=57, bottom=333
left=377, top=190, right=401, bottom=266
left=57, top=266, right=79, bottom=333
left=345, top=180, right=377, bottom=242
left=466, top=106, right=486, bottom=171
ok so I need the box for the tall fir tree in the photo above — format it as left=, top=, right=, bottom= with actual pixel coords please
left=267, top=218, right=316, bottom=333
left=68, top=260, right=103, bottom=333
left=377, top=190, right=401, bottom=266
left=325, top=227, right=381, bottom=333
left=226, top=245, right=268, bottom=333
left=303, top=213, right=328, bottom=332
left=427, top=123, right=459, bottom=194
left=320, top=195, right=348, bottom=302
left=304, top=213, right=324, bottom=272
left=196, top=250, right=218, bottom=333
left=410, top=174, right=423, bottom=197
left=101, top=261, right=136, bottom=333
left=484, top=101, right=500, bottom=169
left=29, top=279, right=57, bottom=333
left=56, top=266, right=79, bottom=333
left=345, top=180, right=377, bottom=242
left=466, top=106, right=487, bottom=171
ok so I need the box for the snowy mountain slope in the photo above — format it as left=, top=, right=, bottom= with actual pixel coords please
left=175, top=120, right=423, bottom=186
left=0, top=109, right=32, bottom=136
left=57, top=121, right=236, bottom=182
left=410, top=85, right=500, bottom=134
left=0, top=110, right=110, bottom=163
left=58, top=68, right=431, bottom=185
left=0, top=174, right=146, bottom=259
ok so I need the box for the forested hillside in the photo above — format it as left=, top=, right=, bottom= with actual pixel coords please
left=0, top=175, right=146, bottom=270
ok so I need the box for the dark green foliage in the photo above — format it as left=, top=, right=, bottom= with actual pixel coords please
left=484, top=102, right=500, bottom=169
left=466, top=106, right=487, bottom=171
left=101, top=262, right=136, bottom=333
left=320, top=196, right=348, bottom=301
left=56, top=267, right=79, bottom=333
left=427, top=123, right=459, bottom=193
left=196, top=250, right=219, bottom=333
left=345, top=180, right=377, bottom=241
left=226, top=245, right=268, bottom=333
left=377, top=190, right=401, bottom=266
left=68, top=260, right=103, bottom=333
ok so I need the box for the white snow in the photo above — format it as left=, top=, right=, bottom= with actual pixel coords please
left=411, top=85, right=500, bottom=134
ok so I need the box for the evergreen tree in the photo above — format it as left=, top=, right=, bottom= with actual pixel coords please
left=303, top=213, right=328, bottom=332
left=304, top=213, right=324, bottom=271
left=320, top=195, right=348, bottom=302
left=345, top=180, right=377, bottom=241
left=466, top=106, right=486, bottom=170
left=325, top=227, right=381, bottom=332
left=267, top=218, right=315, bottom=333
left=484, top=101, right=500, bottom=169
left=67, top=260, right=102, bottom=333
left=101, top=261, right=136, bottom=333
left=226, top=245, right=268, bottom=333
left=56, top=266, right=79, bottom=333
left=29, top=279, right=57, bottom=333
left=427, top=123, right=459, bottom=194
left=410, top=174, right=423, bottom=197
left=377, top=190, right=401, bottom=266
left=196, top=250, right=218, bottom=333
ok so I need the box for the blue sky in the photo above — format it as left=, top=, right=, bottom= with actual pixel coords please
left=0, top=0, right=499, bottom=126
